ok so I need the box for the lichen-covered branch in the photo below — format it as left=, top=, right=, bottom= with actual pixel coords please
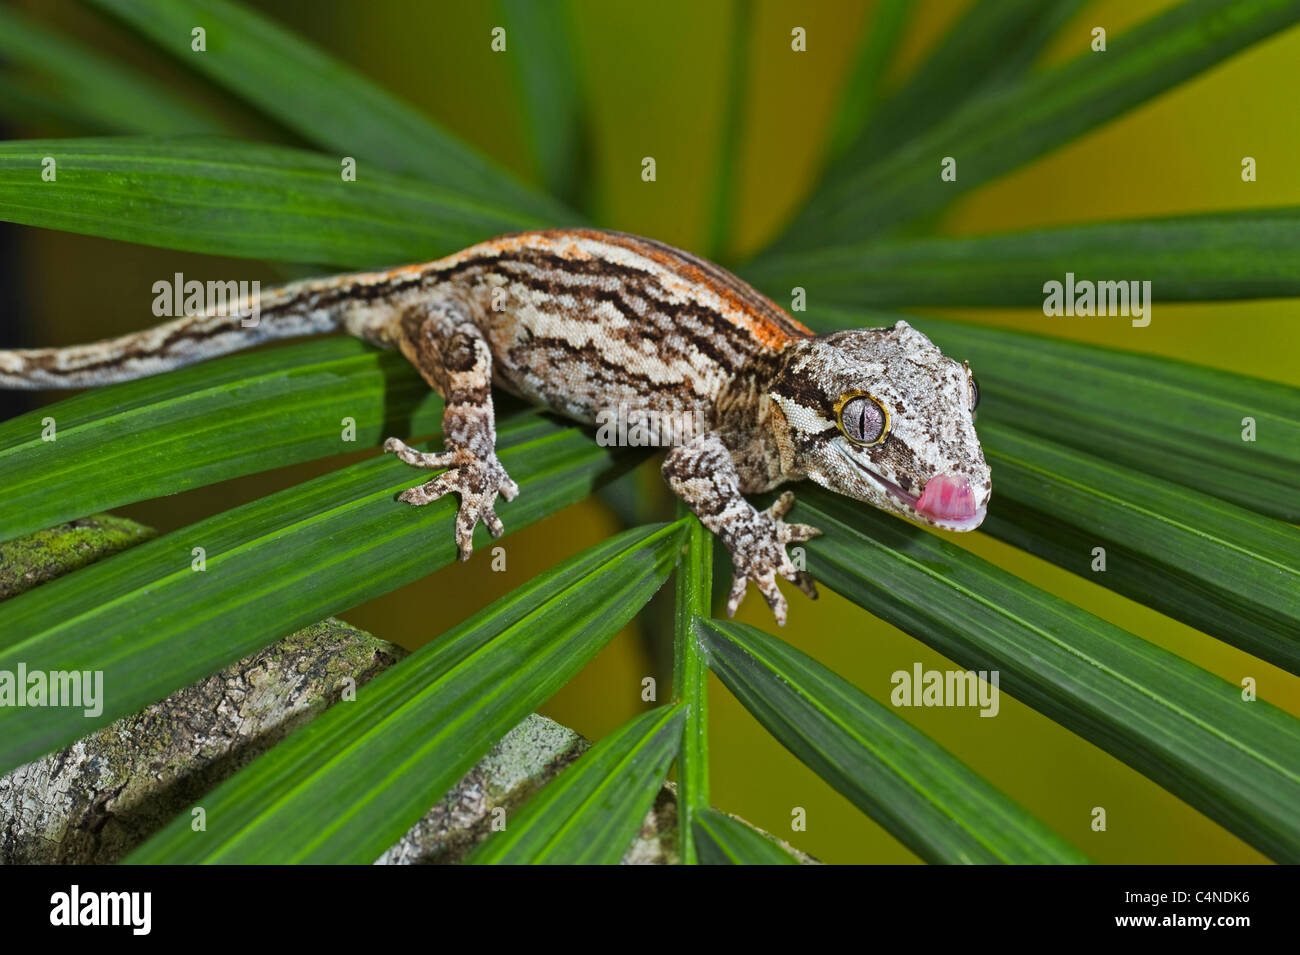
left=0, top=616, right=401, bottom=863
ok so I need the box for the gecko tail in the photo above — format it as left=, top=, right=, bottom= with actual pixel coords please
left=0, top=271, right=404, bottom=390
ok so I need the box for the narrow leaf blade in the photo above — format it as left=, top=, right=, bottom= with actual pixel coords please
left=0, top=137, right=551, bottom=267
left=701, top=619, right=1088, bottom=864
left=0, top=339, right=442, bottom=544
left=468, top=704, right=684, bottom=865
left=673, top=511, right=713, bottom=864
left=693, top=808, right=801, bottom=865
left=746, top=209, right=1300, bottom=306
left=833, top=0, right=1084, bottom=173
left=823, top=0, right=915, bottom=164
left=0, top=5, right=227, bottom=135
left=497, top=0, right=584, bottom=201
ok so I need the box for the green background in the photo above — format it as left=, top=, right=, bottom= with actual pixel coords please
left=6, top=0, right=1299, bottom=863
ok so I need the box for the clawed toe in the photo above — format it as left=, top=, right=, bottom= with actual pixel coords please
left=387, top=439, right=518, bottom=559
left=384, top=436, right=455, bottom=470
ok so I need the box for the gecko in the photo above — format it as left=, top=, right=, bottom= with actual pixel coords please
left=0, top=229, right=990, bottom=623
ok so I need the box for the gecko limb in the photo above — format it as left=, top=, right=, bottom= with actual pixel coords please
left=386, top=300, right=518, bottom=560
left=663, top=432, right=820, bottom=625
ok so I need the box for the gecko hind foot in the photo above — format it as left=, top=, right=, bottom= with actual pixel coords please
left=723, top=491, right=822, bottom=626
left=384, top=437, right=519, bottom=560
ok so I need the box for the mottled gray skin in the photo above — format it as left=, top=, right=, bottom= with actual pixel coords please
left=0, top=229, right=989, bottom=623
left=664, top=322, right=989, bottom=621
left=769, top=323, right=991, bottom=532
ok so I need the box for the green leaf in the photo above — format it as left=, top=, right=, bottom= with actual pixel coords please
left=746, top=209, right=1300, bottom=306
left=673, top=510, right=713, bottom=864
left=468, top=704, right=684, bottom=865
left=693, top=807, right=801, bottom=865
left=497, top=0, right=584, bottom=202
left=831, top=0, right=1083, bottom=174
left=0, top=339, right=442, bottom=544
left=981, top=421, right=1300, bottom=673
left=128, top=522, right=685, bottom=863
left=0, top=6, right=227, bottom=135
left=0, top=137, right=549, bottom=267
left=823, top=0, right=915, bottom=164
left=0, top=409, right=633, bottom=776
left=800, top=488, right=1300, bottom=863
left=704, top=0, right=752, bottom=262
left=700, top=618, right=1087, bottom=864
left=86, top=0, right=574, bottom=222
left=812, top=309, right=1300, bottom=523
left=771, top=0, right=1300, bottom=249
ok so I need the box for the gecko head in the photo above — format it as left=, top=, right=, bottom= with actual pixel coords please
left=769, top=320, right=991, bottom=532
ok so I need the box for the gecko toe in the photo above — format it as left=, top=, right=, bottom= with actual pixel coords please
left=757, top=580, right=788, bottom=626
left=725, top=575, right=748, bottom=617
left=779, top=521, right=822, bottom=543
left=398, top=471, right=457, bottom=506
left=767, top=490, right=797, bottom=521
left=385, top=437, right=456, bottom=470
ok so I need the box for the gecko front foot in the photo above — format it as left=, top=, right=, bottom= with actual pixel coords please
left=723, top=491, right=822, bottom=626
left=384, top=437, right=519, bottom=560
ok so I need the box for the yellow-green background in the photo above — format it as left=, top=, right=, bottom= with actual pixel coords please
left=7, top=0, right=1299, bottom=863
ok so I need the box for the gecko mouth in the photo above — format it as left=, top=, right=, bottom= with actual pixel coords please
left=843, top=453, right=987, bottom=532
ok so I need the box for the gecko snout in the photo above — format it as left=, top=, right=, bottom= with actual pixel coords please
left=915, top=473, right=978, bottom=523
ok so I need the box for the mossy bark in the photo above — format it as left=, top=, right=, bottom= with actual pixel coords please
left=0, top=513, right=154, bottom=600
left=0, top=616, right=401, bottom=863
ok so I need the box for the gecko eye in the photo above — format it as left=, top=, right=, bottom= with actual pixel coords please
left=969, top=374, right=981, bottom=411
left=834, top=391, right=890, bottom=447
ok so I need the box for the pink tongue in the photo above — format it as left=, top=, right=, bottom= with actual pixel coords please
left=916, top=474, right=977, bottom=521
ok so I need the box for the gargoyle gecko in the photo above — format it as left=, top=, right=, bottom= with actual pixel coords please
left=0, top=229, right=990, bottom=622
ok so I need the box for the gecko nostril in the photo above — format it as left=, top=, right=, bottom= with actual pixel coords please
left=916, top=473, right=976, bottom=521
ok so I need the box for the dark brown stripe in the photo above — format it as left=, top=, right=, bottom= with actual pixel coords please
left=490, top=263, right=749, bottom=373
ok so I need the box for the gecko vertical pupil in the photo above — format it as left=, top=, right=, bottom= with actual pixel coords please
left=840, top=395, right=885, bottom=445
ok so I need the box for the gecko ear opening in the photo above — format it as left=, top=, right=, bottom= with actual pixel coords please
left=833, top=391, right=889, bottom=446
